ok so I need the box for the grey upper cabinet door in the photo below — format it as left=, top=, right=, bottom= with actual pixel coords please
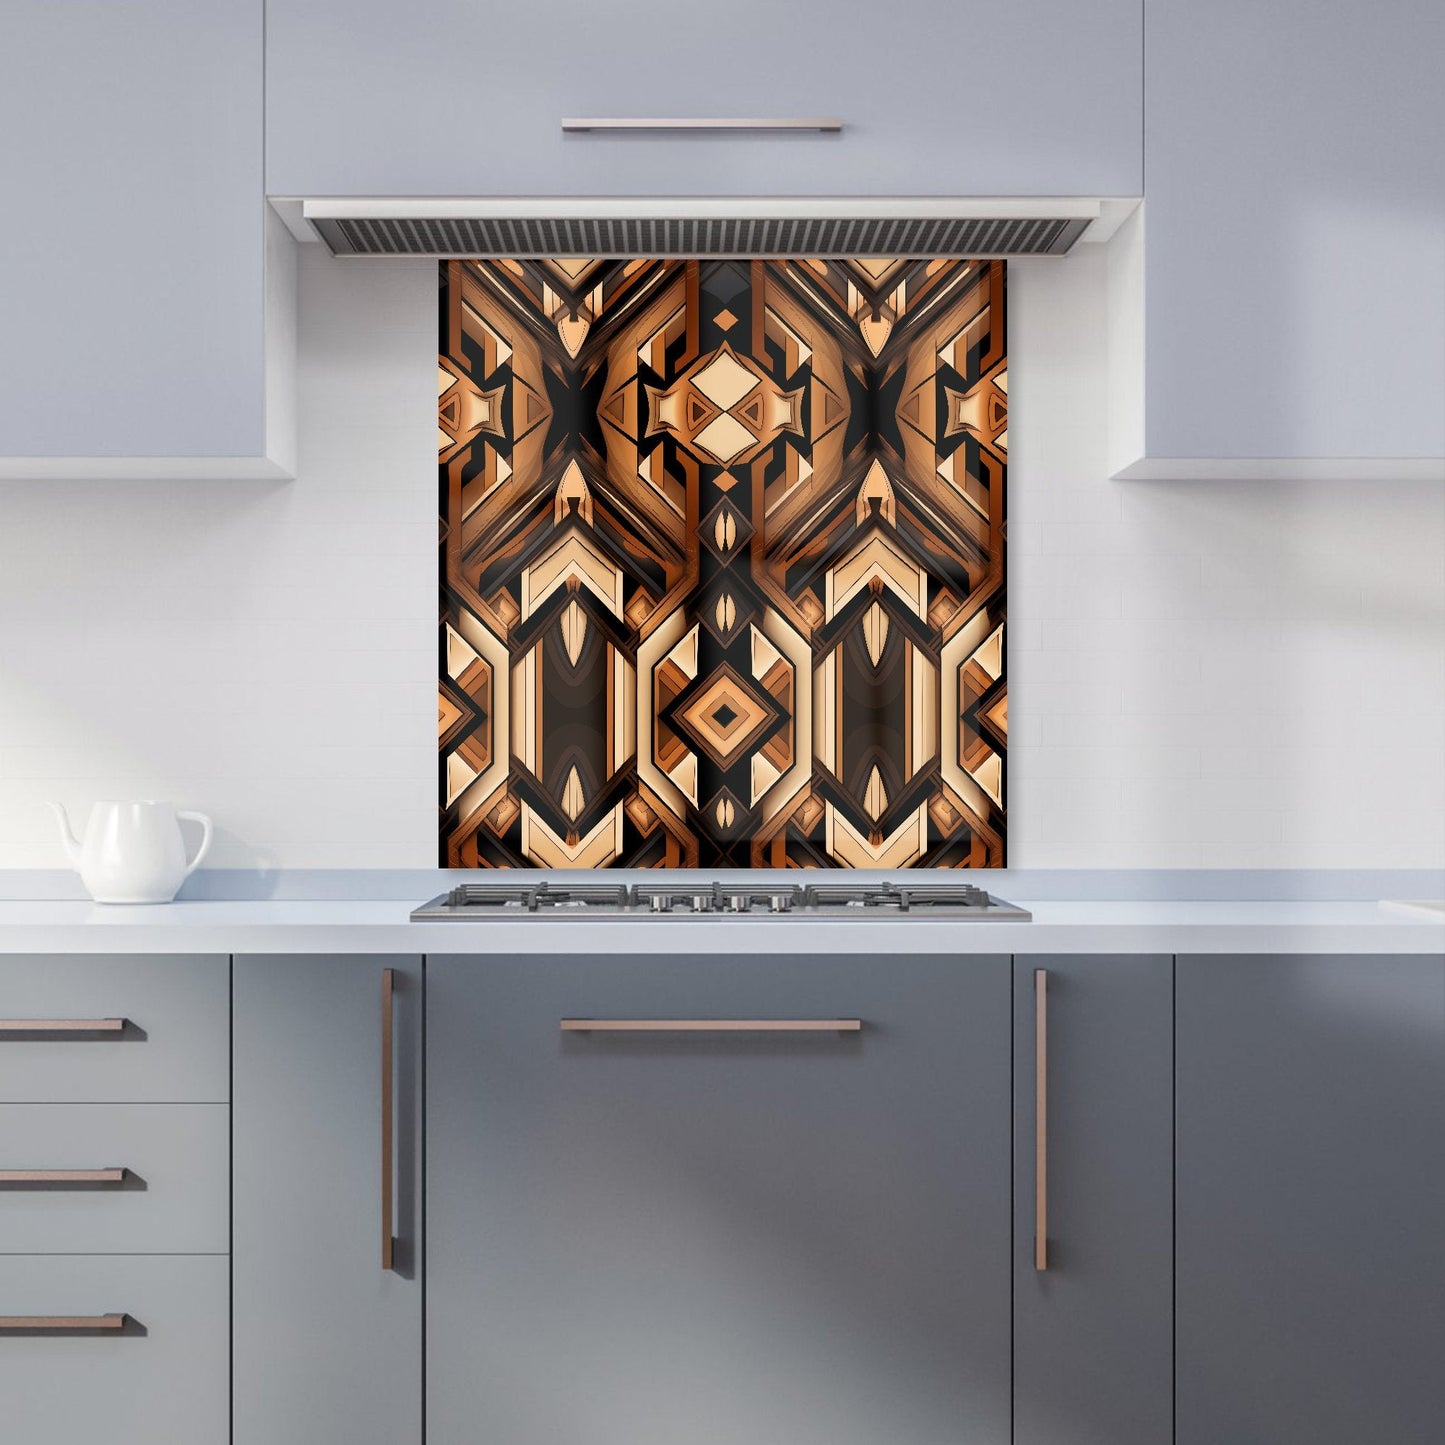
left=266, top=1, right=1141, bottom=197
left=427, top=953, right=1013, bottom=1445
left=233, top=955, right=423, bottom=1445
left=1176, top=953, right=1445, bottom=1445
left=1012, top=956, right=1173, bottom=1445
left=0, top=1, right=291, bottom=477
left=1134, top=0, right=1445, bottom=474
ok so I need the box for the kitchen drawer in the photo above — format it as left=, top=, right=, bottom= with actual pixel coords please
left=0, top=1254, right=227, bottom=1445
left=0, top=955, right=227, bottom=1103
left=0, top=1104, right=228, bottom=1254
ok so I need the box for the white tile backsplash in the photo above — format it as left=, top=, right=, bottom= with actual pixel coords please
left=0, top=243, right=1440, bottom=869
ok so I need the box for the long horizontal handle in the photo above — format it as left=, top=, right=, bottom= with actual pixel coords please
left=0, top=1018, right=127, bottom=1035
left=0, top=1314, right=128, bottom=1331
left=562, top=117, right=842, bottom=134
left=0, top=1169, right=128, bottom=1185
left=561, top=1019, right=862, bottom=1033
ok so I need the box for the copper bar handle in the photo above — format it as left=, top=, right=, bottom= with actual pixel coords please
left=380, top=968, right=396, bottom=1273
left=1034, top=968, right=1049, bottom=1272
left=0, top=1169, right=128, bottom=1185
left=0, top=1018, right=127, bottom=1035
left=0, top=1314, right=128, bottom=1331
left=560, top=1019, right=862, bottom=1033
left=562, top=117, right=842, bottom=134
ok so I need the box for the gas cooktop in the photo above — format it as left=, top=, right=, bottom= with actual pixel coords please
left=411, top=881, right=1030, bottom=920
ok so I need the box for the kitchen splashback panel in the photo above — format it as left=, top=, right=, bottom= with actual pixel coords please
left=439, top=258, right=1007, bottom=868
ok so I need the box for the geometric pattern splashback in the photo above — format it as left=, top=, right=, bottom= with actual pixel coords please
left=439, top=258, right=1007, bottom=868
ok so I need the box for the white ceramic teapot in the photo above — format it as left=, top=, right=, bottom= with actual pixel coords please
left=49, top=801, right=213, bottom=904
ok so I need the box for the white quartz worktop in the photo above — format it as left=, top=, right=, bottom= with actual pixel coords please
left=0, top=898, right=1439, bottom=955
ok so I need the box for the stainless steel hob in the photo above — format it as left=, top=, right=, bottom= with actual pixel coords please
left=411, top=880, right=1030, bottom=921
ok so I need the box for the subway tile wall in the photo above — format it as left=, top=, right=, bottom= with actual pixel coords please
left=0, top=244, right=1440, bottom=868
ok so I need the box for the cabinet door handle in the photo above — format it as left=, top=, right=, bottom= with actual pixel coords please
left=560, top=1018, right=862, bottom=1033
left=562, top=117, right=843, bottom=134
left=380, top=968, right=396, bottom=1273
left=0, top=1018, right=127, bottom=1036
left=1034, top=968, right=1049, bottom=1272
left=0, top=1169, right=128, bottom=1186
left=0, top=1314, right=128, bottom=1332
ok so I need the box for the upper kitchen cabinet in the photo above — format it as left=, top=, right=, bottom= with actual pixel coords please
left=0, top=1, right=293, bottom=480
left=265, top=0, right=1142, bottom=199
left=1111, top=1, right=1445, bottom=479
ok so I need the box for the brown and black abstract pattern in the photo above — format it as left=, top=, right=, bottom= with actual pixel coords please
left=439, top=257, right=1007, bottom=868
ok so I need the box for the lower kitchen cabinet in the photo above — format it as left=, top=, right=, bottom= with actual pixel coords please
left=232, top=955, right=423, bottom=1445
left=427, top=953, right=1013, bottom=1445
left=1176, top=952, right=1445, bottom=1444
left=0, top=1254, right=228, bottom=1444
left=1012, top=955, right=1173, bottom=1445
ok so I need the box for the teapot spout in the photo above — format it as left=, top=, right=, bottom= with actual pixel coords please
left=47, top=801, right=82, bottom=865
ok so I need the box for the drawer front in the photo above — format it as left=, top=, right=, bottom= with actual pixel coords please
left=0, top=1104, right=227, bottom=1254
left=0, top=955, right=227, bottom=1102
left=0, top=1254, right=227, bottom=1445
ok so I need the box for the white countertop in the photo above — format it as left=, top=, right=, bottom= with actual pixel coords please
left=0, top=898, right=1440, bottom=955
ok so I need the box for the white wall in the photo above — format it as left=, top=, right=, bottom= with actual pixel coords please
left=1, top=244, right=1441, bottom=869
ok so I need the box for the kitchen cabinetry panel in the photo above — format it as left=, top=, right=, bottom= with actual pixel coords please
left=1129, top=0, right=1445, bottom=475
left=0, top=1103, right=228, bottom=1254
left=427, top=952, right=1013, bottom=1445
left=0, top=0, right=290, bottom=477
left=1012, top=955, right=1173, bottom=1445
left=0, top=1254, right=228, bottom=1445
left=0, top=953, right=229, bottom=1103
left=1176, top=952, right=1445, bottom=1442
left=233, top=955, right=422, bottom=1445
left=266, top=0, right=1141, bottom=198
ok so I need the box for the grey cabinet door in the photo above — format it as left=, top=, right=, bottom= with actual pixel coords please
left=1012, top=955, right=1173, bottom=1445
left=428, top=953, right=1012, bottom=1445
left=233, top=955, right=423, bottom=1445
left=267, top=1, right=1141, bottom=198
left=1176, top=953, right=1445, bottom=1444
left=0, top=0, right=273, bottom=468
left=1140, top=1, right=1444, bottom=468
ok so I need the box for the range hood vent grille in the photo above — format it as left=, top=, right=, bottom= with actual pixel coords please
left=311, top=213, right=1091, bottom=258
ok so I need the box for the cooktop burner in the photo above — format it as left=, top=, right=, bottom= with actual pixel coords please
left=411, top=881, right=1029, bottom=920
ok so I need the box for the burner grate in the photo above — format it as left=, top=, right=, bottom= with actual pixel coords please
left=803, top=882, right=995, bottom=911
left=443, top=882, right=631, bottom=911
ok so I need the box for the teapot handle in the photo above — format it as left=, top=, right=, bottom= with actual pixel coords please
left=176, top=811, right=213, bottom=877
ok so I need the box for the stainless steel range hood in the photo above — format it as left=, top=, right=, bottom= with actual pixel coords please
left=300, top=197, right=1106, bottom=258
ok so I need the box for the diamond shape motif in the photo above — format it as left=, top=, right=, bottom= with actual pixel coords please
left=692, top=347, right=761, bottom=412
left=699, top=496, right=755, bottom=566
left=673, top=664, right=780, bottom=769
left=693, top=412, right=756, bottom=464
left=704, top=785, right=749, bottom=837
